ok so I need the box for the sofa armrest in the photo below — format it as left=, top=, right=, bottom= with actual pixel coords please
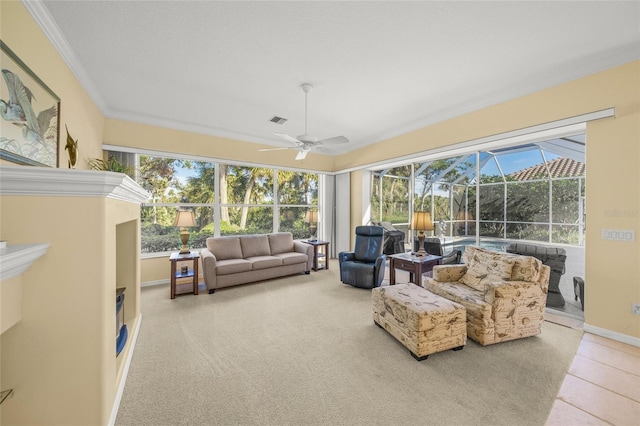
left=431, top=264, right=467, bottom=282
left=293, top=241, right=314, bottom=271
left=200, top=248, right=218, bottom=291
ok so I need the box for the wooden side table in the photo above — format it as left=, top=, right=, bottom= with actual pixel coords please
left=302, top=239, right=330, bottom=271
left=169, top=251, right=200, bottom=299
left=388, top=253, right=442, bottom=285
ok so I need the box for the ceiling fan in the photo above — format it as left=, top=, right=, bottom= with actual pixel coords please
left=260, top=83, right=349, bottom=160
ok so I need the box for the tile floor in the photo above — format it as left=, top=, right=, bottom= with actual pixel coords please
left=545, top=331, right=640, bottom=425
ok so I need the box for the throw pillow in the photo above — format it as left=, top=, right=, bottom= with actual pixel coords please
left=509, top=255, right=543, bottom=282
left=460, top=249, right=514, bottom=291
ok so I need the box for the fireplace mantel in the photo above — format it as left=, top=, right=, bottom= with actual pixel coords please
left=0, top=165, right=149, bottom=203
left=0, top=243, right=50, bottom=282
left=0, top=165, right=148, bottom=281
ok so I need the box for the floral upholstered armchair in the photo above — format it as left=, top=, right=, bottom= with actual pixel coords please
left=422, top=246, right=550, bottom=346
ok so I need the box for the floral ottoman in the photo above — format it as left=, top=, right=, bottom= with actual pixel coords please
left=372, top=284, right=467, bottom=360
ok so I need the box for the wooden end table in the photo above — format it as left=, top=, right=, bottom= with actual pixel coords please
left=388, top=253, right=442, bottom=285
left=302, top=239, right=330, bottom=271
left=169, top=251, right=200, bottom=299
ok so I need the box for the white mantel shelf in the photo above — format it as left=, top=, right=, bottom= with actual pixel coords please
left=0, top=165, right=149, bottom=203
left=0, top=243, right=50, bottom=281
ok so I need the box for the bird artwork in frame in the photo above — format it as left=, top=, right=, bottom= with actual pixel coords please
left=0, top=40, right=60, bottom=167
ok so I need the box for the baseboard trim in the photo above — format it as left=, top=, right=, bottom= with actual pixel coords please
left=109, top=313, right=143, bottom=426
left=583, top=323, right=640, bottom=348
left=141, top=279, right=169, bottom=287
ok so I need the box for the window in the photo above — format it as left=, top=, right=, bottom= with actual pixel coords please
left=277, top=170, right=319, bottom=239
left=371, top=134, right=586, bottom=248
left=108, top=151, right=319, bottom=254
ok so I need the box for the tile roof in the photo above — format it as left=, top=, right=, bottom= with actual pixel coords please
left=509, top=157, right=585, bottom=181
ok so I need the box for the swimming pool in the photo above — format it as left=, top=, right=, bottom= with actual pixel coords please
left=444, top=238, right=510, bottom=253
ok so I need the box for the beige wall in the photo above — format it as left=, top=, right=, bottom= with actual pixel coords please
left=342, top=61, right=640, bottom=341
left=0, top=276, right=22, bottom=336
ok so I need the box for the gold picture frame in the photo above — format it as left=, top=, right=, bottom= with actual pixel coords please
left=0, top=40, right=60, bottom=167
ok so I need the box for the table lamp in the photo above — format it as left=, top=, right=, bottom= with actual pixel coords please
left=411, top=211, right=434, bottom=257
left=305, top=210, right=319, bottom=241
left=174, top=210, right=196, bottom=254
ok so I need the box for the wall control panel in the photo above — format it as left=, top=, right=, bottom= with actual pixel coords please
left=601, top=229, right=635, bottom=241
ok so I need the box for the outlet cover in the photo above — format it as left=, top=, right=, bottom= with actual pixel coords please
left=632, top=304, right=640, bottom=315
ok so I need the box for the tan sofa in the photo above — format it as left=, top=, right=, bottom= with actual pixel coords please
left=201, top=232, right=313, bottom=294
left=422, top=245, right=550, bottom=346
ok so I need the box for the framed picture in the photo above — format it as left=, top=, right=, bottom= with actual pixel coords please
left=0, top=40, right=60, bottom=167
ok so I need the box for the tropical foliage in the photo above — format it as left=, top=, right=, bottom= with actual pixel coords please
left=372, top=153, right=585, bottom=245
left=132, top=155, right=318, bottom=253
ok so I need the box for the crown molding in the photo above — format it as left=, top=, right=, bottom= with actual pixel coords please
left=0, top=165, right=149, bottom=203
left=21, top=0, right=108, bottom=112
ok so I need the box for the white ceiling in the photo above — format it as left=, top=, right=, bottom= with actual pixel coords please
left=30, top=1, right=640, bottom=156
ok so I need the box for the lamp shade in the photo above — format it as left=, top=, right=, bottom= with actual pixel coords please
left=410, top=211, right=434, bottom=231
left=173, top=210, right=196, bottom=228
left=305, top=210, right=319, bottom=223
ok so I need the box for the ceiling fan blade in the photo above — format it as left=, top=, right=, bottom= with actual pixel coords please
left=295, top=149, right=309, bottom=160
left=315, top=146, right=339, bottom=154
left=316, top=135, right=349, bottom=146
left=258, top=147, right=293, bottom=152
left=275, top=133, right=302, bottom=145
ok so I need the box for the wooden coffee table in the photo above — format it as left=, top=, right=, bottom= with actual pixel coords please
left=388, top=253, right=442, bottom=285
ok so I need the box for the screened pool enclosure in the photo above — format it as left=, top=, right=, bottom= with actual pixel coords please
left=371, top=134, right=586, bottom=251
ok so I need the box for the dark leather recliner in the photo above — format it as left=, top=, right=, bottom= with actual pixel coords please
left=338, top=226, right=386, bottom=289
left=413, top=237, right=462, bottom=265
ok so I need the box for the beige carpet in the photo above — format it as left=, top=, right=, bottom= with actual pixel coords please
left=116, top=262, right=583, bottom=426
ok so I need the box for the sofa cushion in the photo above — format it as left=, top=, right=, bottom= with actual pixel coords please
left=248, top=256, right=282, bottom=270
left=207, top=237, right=243, bottom=261
left=274, top=252, right=308, bottom=266
left=460, top=248, right=514, bottom=291
left=216, top=258, right=252, bottom=275
left=240, top=235, right=271, bottom=258
left=423, top=279, right=492, bottom=321
left=268, top=232, right=294, bottom=255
